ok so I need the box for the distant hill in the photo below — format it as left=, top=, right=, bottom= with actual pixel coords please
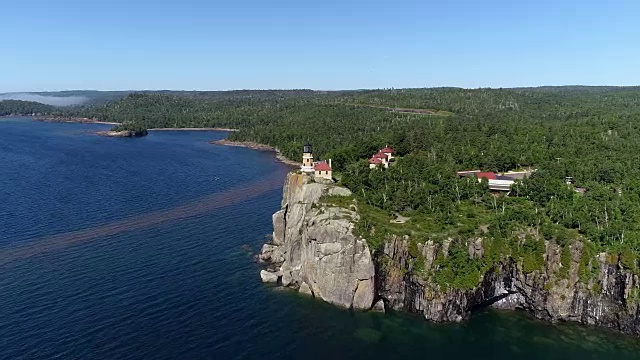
left=511, top=85, right=640, bottom=93
left=0, top=91, right=133, bottom=106
left=0, top=89, right=328, bottom=107
left=3, top=86, right=640, bottom=109
left=0, top=100, right=56, bottom=116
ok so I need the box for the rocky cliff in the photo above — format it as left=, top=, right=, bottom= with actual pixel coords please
left=259, top=173, right=375, bottom=309
left=259, top=173, right=640, bottom=335
left=377, top=236, right=640, bottom=335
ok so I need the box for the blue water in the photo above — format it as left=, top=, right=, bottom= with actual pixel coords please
left=1, top=117, right=639, bottom=359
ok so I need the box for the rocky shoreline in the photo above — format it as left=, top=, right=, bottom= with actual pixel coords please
left=210, top=139, right=300, bottom=167
left=259, top=172, right=640, bottom=336
left=96, top=130, right=148, bottom=138
left=35, top=116, right=121, bottom=125
left=36, top=117, right=241, bottom=132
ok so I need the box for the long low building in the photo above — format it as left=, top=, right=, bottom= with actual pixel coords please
left=487, top=179, right=515, bottom=191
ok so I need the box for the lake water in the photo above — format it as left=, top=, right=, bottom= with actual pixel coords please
left=1, top=117, right=639, bottom=359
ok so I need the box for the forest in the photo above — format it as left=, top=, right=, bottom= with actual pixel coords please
left=0, top=100, right=55, bottom=116
left=5, top=87, right=640, bottom=285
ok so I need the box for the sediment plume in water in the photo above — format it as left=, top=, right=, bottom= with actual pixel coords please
left=0, top=174, right=284, bottom=266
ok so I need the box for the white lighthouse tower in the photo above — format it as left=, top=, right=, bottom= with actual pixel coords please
left=301, top=143, right=314, bottom=173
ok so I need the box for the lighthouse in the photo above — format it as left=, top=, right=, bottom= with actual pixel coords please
left=301, top=143, right=314, bottom=173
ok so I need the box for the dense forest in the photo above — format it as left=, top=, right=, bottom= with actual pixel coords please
left=6, top=87, right=640, bottom=286
left=0, top=100, right=55, bottom=116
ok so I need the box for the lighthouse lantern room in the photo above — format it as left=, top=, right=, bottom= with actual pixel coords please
left=301, top=143, right=314, bottom=173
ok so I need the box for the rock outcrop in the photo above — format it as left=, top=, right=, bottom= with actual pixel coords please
left=259, top=173, right=640, bottom=335
left=96, top=130, right=148, bottom=137
left=259, top=173, right=375, bottom=309
left=375, top=236, right=640, bottom=335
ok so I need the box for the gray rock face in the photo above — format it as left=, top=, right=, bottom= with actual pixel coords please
left=299, top=282, right=313, bottom=296
left=260, top=270, right=279, bottom=283
left=372, top=299, right=386, bottom=313
left=258, top=244, right=280, bottom=263
left=259, top=173, right=375, bottom=310
left=375, top=235, right=640, bottom=335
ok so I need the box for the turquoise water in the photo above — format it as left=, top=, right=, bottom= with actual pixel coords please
left=0, top=117, right=639, bottom=359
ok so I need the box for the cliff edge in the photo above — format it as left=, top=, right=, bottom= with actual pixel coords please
left=259, top=173, right=640, bottom=335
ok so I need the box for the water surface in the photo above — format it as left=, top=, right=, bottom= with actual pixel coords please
left=0, top=118, right=638, bottom=359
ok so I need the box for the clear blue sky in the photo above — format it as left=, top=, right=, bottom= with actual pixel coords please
left=1, top=0, right=639, bottom=92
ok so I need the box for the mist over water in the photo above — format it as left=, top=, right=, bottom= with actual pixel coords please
left=0, top=118, right=638, bottom=359
left=0, top=93, right=87, bottom=106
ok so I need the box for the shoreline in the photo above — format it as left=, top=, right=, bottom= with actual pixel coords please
left=35, top=117, right=121, bottom=125
left=210, top=139, right=300, bottom=167
left=34, top=117, right=238, bottom=132
left=1, top=114, right=43, bottom=119
left=33, top=116, right=292, bottom=166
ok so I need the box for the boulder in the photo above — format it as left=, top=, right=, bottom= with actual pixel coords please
left=258, top=244, right=278, bottom=263
left=260, top=270, right=279, bottom=283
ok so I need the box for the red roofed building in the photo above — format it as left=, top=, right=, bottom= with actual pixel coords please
left=368, top=145, right=396, bottom=170
left=475, top=172, right=497, bottom=180
left=314, top=160, right=332, bottom=180
left=370, top=152, right=389, bottom=168
left=369, top=157, right=383, bottom=168
left=373, top=152, right=387, bottom=159
left=380, top=147, right=395, bottom=157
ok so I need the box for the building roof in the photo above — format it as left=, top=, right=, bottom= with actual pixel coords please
left=314, top=161, right=332, bottom=171
left=373, top=152, right=388, bottom=159
left=475, top=172, right=497, bottom=180
left=380, top=147, right=395, bottom=153
left=369, top=157, right=383, bottom=164
left=457, top=170, right=481, bottom=177
left=496, top=175, right=516, bottom=180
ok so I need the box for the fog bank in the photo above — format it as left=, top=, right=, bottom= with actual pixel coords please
left=0, top=93, right=87, bottom=106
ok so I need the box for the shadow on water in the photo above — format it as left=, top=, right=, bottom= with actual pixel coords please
left=0, top=173, right=284, bottom=266
left=261, top=279, right=640, bottom=359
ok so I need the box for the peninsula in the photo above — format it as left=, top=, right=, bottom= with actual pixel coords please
left=258, top=141, right=640, bottom=336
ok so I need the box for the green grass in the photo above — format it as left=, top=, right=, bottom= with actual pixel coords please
left=559, top=244, right=572, bottom=278
left=578, top=241, right=598, bottom=284
left=320, top=194, right=356, bottom=209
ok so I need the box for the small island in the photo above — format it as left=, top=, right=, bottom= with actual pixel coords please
left=97, top=123, right=148, bottom=138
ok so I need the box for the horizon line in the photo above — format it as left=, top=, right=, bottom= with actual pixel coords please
left=3, top=84, right=640, bottom=94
